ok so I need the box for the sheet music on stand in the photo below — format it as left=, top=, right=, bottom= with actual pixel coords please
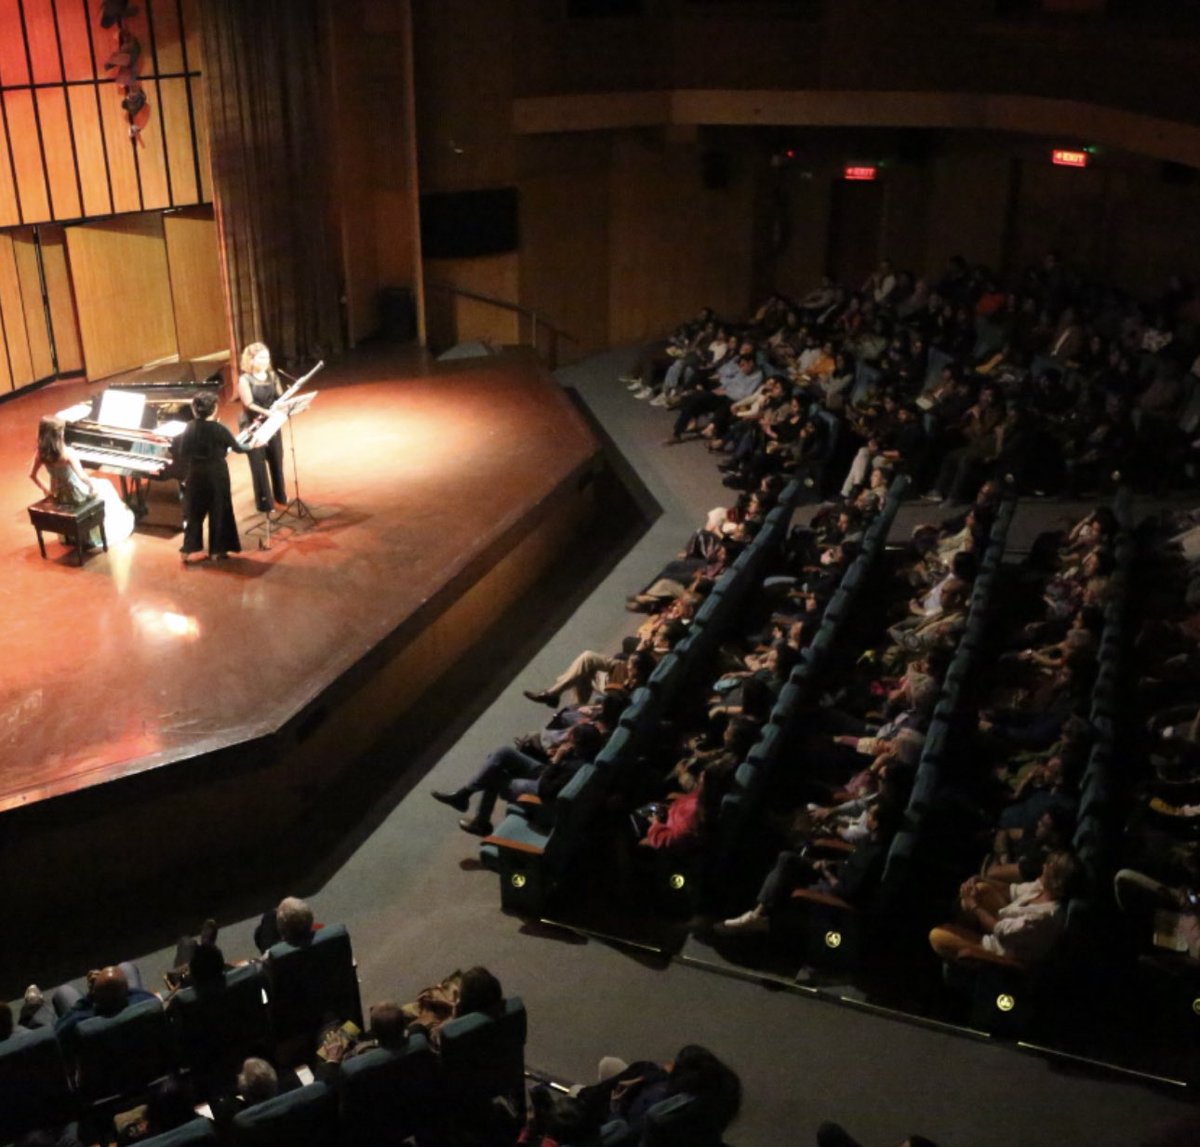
left=247, top=391, right=317, bottom=449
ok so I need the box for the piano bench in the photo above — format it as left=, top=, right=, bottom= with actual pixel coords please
left=28, top=496, right=107, bottom=565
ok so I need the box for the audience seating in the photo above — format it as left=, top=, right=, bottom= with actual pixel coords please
left=265, top=925, right=363, bottom=1061
left=169, top=964, right=272, bottom=1090
left=229, top=1079, right=338, bottom=1147
left=336, top=1032, right=437, bottom=1147
left=73, top=996, right=174, bottom=1111
left=436, top=997, right=528, bottom=1140
left=0, top=1026, right=76, bottom=1142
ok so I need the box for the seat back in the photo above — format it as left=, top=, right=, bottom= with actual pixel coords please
left=138, top=1117, right=220, bottom=1147
left=266, top=924, right=362, bottom=1051
left=0, top=1026, right=76, bottom=1140
left=74, top=996, right=175, bottom=1107
left=640, top=1092, right=726, bottom=1147
left=337, top=1034, right=437, bottom=1147
left=437, top=997, right=527, bottom=1132
left=170, top=964, right=271, bottom=1084
left=230, top=1079, right=338, bottom=1147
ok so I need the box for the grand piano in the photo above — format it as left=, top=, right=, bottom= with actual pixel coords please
left=59, top=360, right=225, bottom=530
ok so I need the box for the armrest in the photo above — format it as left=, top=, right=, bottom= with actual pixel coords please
left=790, top=887, right=856, bottom=912
left=482, top=835, right=545, bottom=857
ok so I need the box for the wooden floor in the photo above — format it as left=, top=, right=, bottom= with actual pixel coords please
left=0, top=344, right=599, bottom=812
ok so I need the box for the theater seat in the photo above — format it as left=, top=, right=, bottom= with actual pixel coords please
left=0, top=1026, right=76, bottom=1141
left=74, top=996, right=175, bottom=1109
left=230, top=1079, right=338, bottom=1147
left=437, top=997, right=527, bottom=1140
left=137, top=1118, right=220, bottom=1147
left=337, top=1033, right=437, bottom=1147
left=169, top=964, right=271, bottom=1091
left=265, top=924, right=363, bottom=1061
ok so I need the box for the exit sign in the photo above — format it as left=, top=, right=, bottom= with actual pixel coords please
left=843, top=165, right=878, bottom=181
left=1052, top=149, right=1089, bottom=168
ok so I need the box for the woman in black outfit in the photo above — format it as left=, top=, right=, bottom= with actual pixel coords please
left=237, top=341, right=288, bottom=513
left=178, top=392, right=252, bottom=563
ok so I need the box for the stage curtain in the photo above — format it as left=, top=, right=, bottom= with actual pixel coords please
left=199, top=0, right=344, bottom=368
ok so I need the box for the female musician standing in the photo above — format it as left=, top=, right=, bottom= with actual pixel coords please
left=237, top=342, right=288, bottom=514
left=29, top=415, right=135, bottom=547
left=178, top=392, right=252, bottom=563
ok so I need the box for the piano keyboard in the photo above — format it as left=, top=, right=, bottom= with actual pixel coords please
left=72, top=446, right=166, bottom=475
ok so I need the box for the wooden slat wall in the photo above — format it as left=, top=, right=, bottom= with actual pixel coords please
left=12, top=228, right=53, bottom=380
left=0, top=0, right=208, bottom=227
left=40, top=225, right=83, bottom=374
left=0, top=233, right=35, bottom=391
left=66, top=213, right=178, bottom=380
left=163, top=207, right=226, bottom=360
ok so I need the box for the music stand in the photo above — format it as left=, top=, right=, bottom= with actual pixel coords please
left=269, top=390, right=318, bottom=524
left=243, top=391, right=317, bottom=550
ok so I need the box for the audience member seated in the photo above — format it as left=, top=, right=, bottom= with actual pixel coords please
left=253, top=897, right=316, bottom=953
left=432, top=722, right=604, bottom=836
left=401, top=965, right=504, bottom=1047
left=21, top=964, right=158, bottom=1039
left=928, top=850, right=1081, bottom=967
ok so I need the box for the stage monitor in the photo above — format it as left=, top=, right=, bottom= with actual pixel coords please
left=420, top=188, right=519, bottom=259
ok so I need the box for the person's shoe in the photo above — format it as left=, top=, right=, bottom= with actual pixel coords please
left=432, top=789, right=470, bottom=813
left=718, top=908, right=769, bottom=934
left=24, top=984, right=43, bottom=1007
left=522, top=689, right=559, bottom=707
left=649, top=393, right=670, bottom=407
left=919, top=491, right=943, bottom=502
left=621, top=376, right=642, bottom=388
left=633, top=386, right=654, bottom=399
left=458, top=816, right=494, bottom=836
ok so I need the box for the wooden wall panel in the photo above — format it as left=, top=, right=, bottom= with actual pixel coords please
left=136, top=100, right=172, bottom=210
left=13, top=230, right=54, bottom=380
left=0, top=0, right=32, bottom=87
left=66, top=213, right=178, bottom=379
left=163, top=207, right=226, bottom=359
left=151, top=0, right=185, bottom=73
left=159, top=77, right=198, bottom=204
left=0, top=121, right=20, bottom=228
left=191, top=78, right=211, bottom=203
left=37, top=88, right=83, bottom=221
left=39, top=226, right=84, bottom=374
left=68, top=86, right=112, bottom=218
left=99, top=87, right=141, bottom=213
left=25, top=0, right=65, bottom=84
left=5, top=90, right=52, bottom=223
left=0, top=234, right=35, bottom=389
left=58, top=1, right=99, bottom=81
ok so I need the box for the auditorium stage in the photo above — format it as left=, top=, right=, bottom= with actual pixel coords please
left=0, top=346, right=602, bottom=912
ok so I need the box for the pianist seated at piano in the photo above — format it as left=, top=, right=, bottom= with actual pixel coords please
left=29, top=415, right=135, bottom=548
left=237, top=342, right=288, bottom=514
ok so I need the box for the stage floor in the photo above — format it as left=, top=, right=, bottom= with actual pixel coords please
left=0, top=346, right=598, bottom=811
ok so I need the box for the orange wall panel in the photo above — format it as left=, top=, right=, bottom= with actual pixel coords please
left=159, top=77, right=198, bottom=204
left=66, top=212, right=178, bottom=380
left=68, top=85, right=113, bottom=218
left=0, top=0, right=32, bottom=87
left=151, top=0, right=185, bottom=74
left=0, top=119, right=20, bottom=228
left=0, top=234, right=35, bottom=389
left=4, top=90, right=52, bottom=223
left=58, top=0, right=99, bottom=81
left=37, top=87, right=83, bottom=221
left=13, top=229, right=54, bottom=380
left=24, top=0, right=65, bottom=85
left=39, top=225, right=84, bottom=374
left=191, top=77, right=211, bottom=203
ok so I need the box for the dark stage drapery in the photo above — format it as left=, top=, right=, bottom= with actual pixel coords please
left=200, top=0, right=344, bottom=367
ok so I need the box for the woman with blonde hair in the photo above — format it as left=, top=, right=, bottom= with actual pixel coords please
left=29, top=415, right=135, bottom=548
left=237, top=341, right=288, bottom=513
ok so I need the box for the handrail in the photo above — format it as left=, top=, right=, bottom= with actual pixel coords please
left=424, top=279, right=577, bottom=369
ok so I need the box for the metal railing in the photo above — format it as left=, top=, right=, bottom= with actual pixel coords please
left=424, top=280, right=577, bottom=370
